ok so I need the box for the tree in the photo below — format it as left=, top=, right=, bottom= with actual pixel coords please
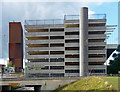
left=7, top=61, right=13, bottom=67
left=107, top=45, right=120, bottom=74
left=107, top=56, right=120, bottom=74
left=112, top=53, right=117, bottom=58
left=116, top=44, right=120, bottom=52
left=7, top=61, right=15, bottom=69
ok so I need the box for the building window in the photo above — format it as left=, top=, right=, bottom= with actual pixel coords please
left=41, top=66, right=49, bottom=70
left=50, top=51, right=64, bottom=54
left=88, top=31, right=105, bottom=34
left=26, top=44, right=49, bottom=47
left=65, top=55, right=79, bottom=58
left=88, top=46, right=105, bottom=50
left=50, top=28, right=64, bottom=32
left=65, top=62, right=79, bottom=66
left=65, top=39, right=79, bottom=43
left=88, top=62, right=103, bottom=65
left=88, top=54, right=105, bottom=58
left=88, top=39, right=105, bottom=42
left=89, top=69, right=105, bottom=73
left=26, top=29, right=48, bottom=32
left=65, top=32, right=79, bottom=35
left=50, top=66, right=64, bottom=70
left=50, top=58, right=64, bottom=62
left=88, top=23, right=105, bottom=27
left=26, top=36, right=49, bottom=40
left=50, top=73, right=64, bottom=77
left=30, top=59, right=49, bottom=62
left=65, top=70, right=79, bottom=73
left=28, top=51, right=49, bottom=55
left=50, top=43, right=64, bottom=47
left=50, top=36, right=64, bottom=39
left=65, top=47, right=79, bottom=50
left=65, top=24, right=79, bottom=28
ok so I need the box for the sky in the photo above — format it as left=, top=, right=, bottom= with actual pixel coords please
left=0, top=0, right=119, bottom=65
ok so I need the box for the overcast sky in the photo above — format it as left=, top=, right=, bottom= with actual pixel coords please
left=0, top=0, right=118, bottom=65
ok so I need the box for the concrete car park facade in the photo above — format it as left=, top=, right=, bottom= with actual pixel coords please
left=24, top=7, right=107, bottom=77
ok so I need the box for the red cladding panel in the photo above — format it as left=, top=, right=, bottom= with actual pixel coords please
left=9, top=22, right=23, bottom=71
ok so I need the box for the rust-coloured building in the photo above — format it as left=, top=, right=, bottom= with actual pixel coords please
left=9, top=22, right=23, bottom=72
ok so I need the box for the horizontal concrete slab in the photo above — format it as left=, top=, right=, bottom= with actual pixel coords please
left=107, top=44, right=118, bottom=49
left=25, top=55, right=49, bottom=59
left=65, top=66, right=79, bottom=70
left=88, top=19, right=106, bottom=23
left=65, top=58, right=79, bottom=62
left=65, top=35, right=79, bottom=39
left=64, top=28, right=79, bottom=32
left=88, top=42, right=106, bottom=46
left=25, top=47, right=64, bottom=52
left=88, top=57, right=106, bottom=62
left=88, top=26, right=106, bottom=30
left=65, top=50, right=79, bottom=54
left=25, top=55, right=65, bottom=59
left=88, top=50, right=106, bottom=54
left=25, top=24, right=64, bottom=29
left=88, top=34, right=106, bottom=39
left=88, top=65, right=106, bottom=69
left=25, top=32, right=65, bottom=37
left=25, top=40, right=64, bottom=44
left=65, top=73, right=79, bottom=77
left=65, top=43, right=79, bottom=47
left=64, top=19, right=106, bottom=24
left=25, top=70, right=65, bottom=73
left=64, top=20, right=79, bottom=23
left=26, top=62, right=64, bottom=66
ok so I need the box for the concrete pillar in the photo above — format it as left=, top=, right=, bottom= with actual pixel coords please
left=79, top=7, right=88, bottom=77
left=34, top=85, right=42, bottom=92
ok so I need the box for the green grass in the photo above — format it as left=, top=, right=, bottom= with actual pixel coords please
left=11, top=85, right=23, bottom=90
left=55, top=76, right=119, bottom=92
left=102, top=76, right=118, bottom=90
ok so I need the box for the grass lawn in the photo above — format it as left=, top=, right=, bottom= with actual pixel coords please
left=54, top=76, right=119, bottom=92
left=102, top=76, right=119, bottom=90
left=11, top=85, right=23, bottom=90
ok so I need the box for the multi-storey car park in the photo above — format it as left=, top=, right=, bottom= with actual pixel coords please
left=24, top=7, right=107, bottom=77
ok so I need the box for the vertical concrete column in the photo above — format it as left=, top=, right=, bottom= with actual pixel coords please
left=79, top=7, right=88, bottom=77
